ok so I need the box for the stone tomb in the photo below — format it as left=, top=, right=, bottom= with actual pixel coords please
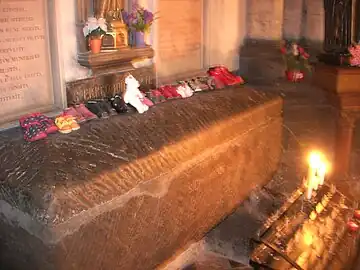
left=0, top=87, right=283, bottom=270
left=0, top=0, right=58, bottom=125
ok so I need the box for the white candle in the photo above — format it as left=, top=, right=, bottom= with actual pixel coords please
left=307, top=152, right=322, bottom=199
left=306, top=151, right=330, bottom=199
left=306, top=182, right=313, bottom=200
left=313, top=170, right=319, bottom=191
left=318, top=163, right=326, bottom=186
left=306, top=168, right=313, bottom=200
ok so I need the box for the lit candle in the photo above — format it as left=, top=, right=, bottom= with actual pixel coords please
left=306, top=178, right=313, bottom=200
left=318, top=163, right=326, bottom=186
left=307, top=152, right=321, bottom=199
left=313, top=171, right=319, bottom=191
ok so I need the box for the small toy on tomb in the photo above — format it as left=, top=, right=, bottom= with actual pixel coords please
left=124, top=74, right=150, bottom=114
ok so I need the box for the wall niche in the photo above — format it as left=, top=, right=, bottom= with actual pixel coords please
left=75, top=0, right=126, bottom=53
left=67, top=0, right=155, bottom=105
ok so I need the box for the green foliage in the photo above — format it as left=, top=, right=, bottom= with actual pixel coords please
left=283, top=55, right=310, bottom=71
left=88, top=27, right=106, bottom=39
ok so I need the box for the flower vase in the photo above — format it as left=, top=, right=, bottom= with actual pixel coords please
left=89, top=38, right=102, bottom=54
left=135, top=31, right=146, bottom=48
left=285, top=70, right=304, bottom=82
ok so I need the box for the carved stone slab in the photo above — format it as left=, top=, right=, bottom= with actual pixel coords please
left=0, top=0, right=53, bottom=124
left=157, top=0, right=203, bottom=78
left=66, top=66, right=155, bottom=104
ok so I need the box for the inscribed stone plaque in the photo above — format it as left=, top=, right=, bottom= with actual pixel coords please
left=157, top=0, right=202, bottom=78
left=0, top=0, right=53, bottom=123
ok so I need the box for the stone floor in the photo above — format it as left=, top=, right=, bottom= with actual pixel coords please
left=163, top=77, right=360, bottom=269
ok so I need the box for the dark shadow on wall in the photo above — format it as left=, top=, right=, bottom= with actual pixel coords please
left=238, top=38, right=324, bottom=85
left=238, top=39, right=285, bottom=84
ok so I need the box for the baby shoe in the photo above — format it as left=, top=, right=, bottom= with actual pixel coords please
left=64, top=115, right=80, bottom=131
left=74, top=104, right=97, bottom=121
left=19, top=114, right=48, bottom=142
left=19, top=113, right=41, bottom=128
left=166, top=85, right=182, bottom=98
left=110, top=94, right=128, bottom=114
left=99, top=100, right=118, bottom=116
left=86, top=101, right=109, bottom=119
left=55, top=116, right=72, bottom=134
left=36, top=114, right=58, bottom=134
left=63, top=106, right=86, bottom=123
left=141, top=96, right=154, bottom=107
left=145, top=90, right=166, bottom=104
left=186, top=80, right=202, bottom=92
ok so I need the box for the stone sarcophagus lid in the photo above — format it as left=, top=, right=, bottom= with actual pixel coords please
left=0, top=87, right=283, bottom=270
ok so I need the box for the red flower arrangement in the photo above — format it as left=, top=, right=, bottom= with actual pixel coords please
left=280, top=41, right=311, bottom=82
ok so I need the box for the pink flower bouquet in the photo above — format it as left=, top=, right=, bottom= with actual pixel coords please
left=348, top=44, right=360, bottom=67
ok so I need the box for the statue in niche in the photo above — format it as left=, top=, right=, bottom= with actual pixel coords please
left=93, top=0, right=128, bottom=48
left=117, top=32, right=125, bottom=45
left=323, top=0, right=353, bottom=53
left=93, top=0, right=124, bottom=19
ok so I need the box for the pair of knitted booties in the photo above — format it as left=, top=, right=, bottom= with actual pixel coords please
left=19, top=113, right=58, bottom=142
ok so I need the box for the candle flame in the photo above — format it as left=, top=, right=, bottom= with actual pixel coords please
left=308, top=151, right=329, bottom=173
left=306, top=151, right=329, bottom=195
left=308, top=152, right=323, bottom=168
left=319, top=162, right=327, bottom=174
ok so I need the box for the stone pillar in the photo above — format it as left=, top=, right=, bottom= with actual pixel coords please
left=59, top=0, right=89, bottom=81
left=283, top=0, right=304, bottom=39
left=246, top=0, right=284, bottom=40
left=303, top=0, right=324, bottom=42
left=334, top=111, right=357, bottom=178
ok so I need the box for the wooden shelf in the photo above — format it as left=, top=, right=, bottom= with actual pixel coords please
left=77, top=46, right=154, bottom=74
left=313, top=63, right=360, bottom=94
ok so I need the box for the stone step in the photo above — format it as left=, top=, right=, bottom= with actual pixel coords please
left=182, top=252, right=252, bottom=270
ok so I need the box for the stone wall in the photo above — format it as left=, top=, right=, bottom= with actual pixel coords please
left=156, top=0, right=203, bottom=79
left=56, top=0, right=325, bottom=83
left=203, top=0, right=247, bottom=72
left=155, top=0, right=247, bottom=79
left=58, top=0, right=89, bottom=82
left=246, top=0, right=284, bottom=40
left=0, top=0, right=326, bottom=125
left=303, top=0, right=324, bottom=43
left=246, top=0, right=324, bottom=43
left=283, top=0, right=304, bottom=39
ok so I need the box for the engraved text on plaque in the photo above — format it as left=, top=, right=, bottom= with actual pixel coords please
left=0, top=0, right=53, bottom=123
